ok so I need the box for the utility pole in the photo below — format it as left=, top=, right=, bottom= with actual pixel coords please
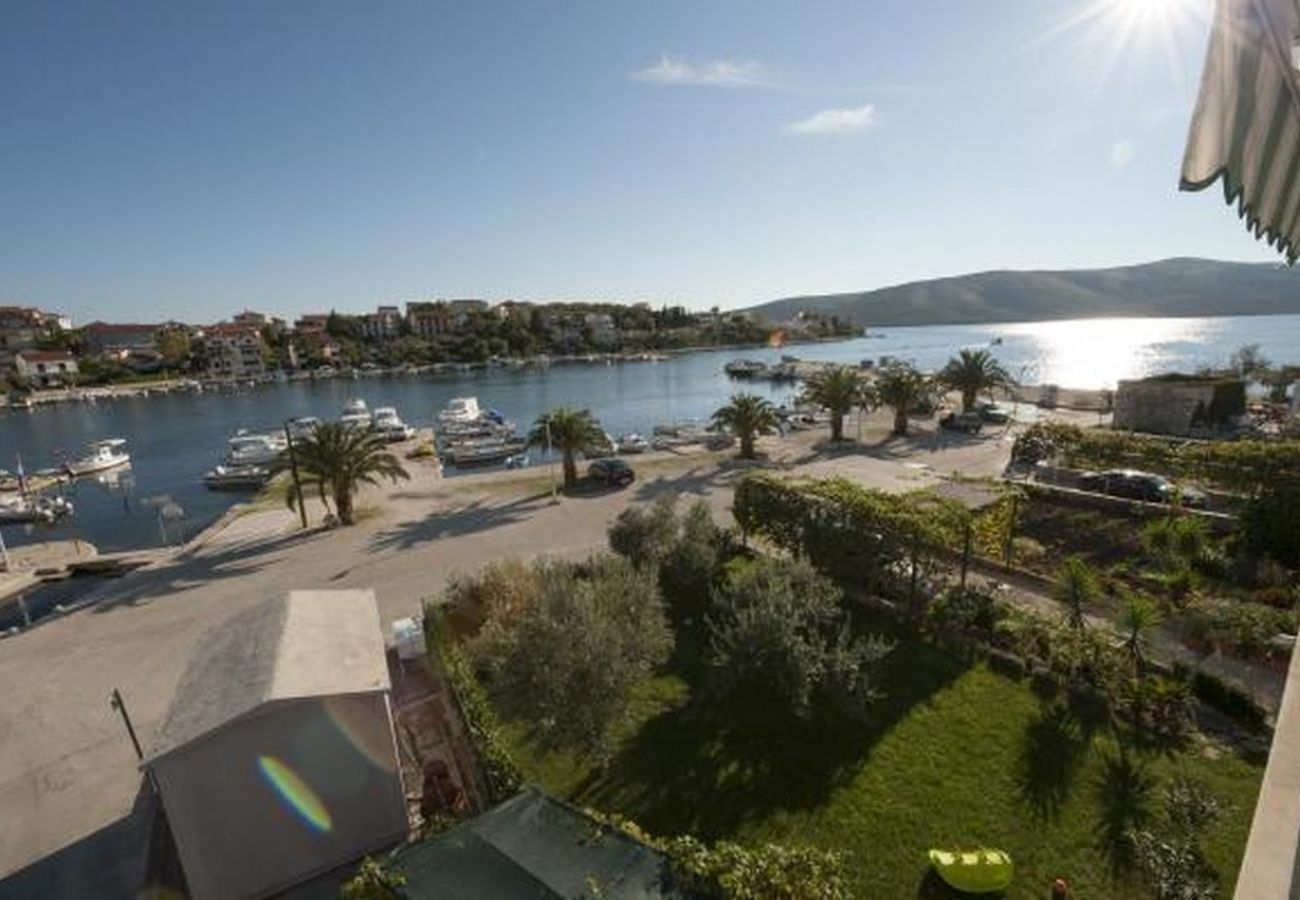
left=546, top=420, right=559, bottom=505
left=110, top=688, right=144, bottom=761
left=283, top=422, right=308, bottom=529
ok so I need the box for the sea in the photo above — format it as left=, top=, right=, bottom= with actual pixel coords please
left=2, top=313, right=1298, bottom=554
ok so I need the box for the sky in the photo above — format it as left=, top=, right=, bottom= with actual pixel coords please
left=0, top=0, right=1283, bottom=323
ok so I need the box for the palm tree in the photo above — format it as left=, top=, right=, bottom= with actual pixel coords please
left=288, top=422, right=409, bottom=526
left=874, top=362, right=932, bottom=436
left=1055, top=555, right=1099, bottom=632
left=1120, top=593, right=1163, bottom=679
left=803, top=367, right=867, bottom=441
left=940, top=348, right=1014, bottom=413
left=712, top=393, right=779, bottom=459
left=529, top=406, right=604, bottom=489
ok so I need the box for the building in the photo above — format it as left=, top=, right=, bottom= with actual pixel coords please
left=13, top=350, right=78, bottom=388
left=82, top=322, right=160, bottom=356
left=0, top=305, right=68, bottom=366
left=143, top=590, right=407, bottom=900
left=583, top=312, right=618, bottom=349
left=293, top=314, right=330, bottom=336
left=1112, top=375, right=1246, bottom=437
left=335, top=788, right=697, bottom=899
left=405, top=299, right=489, bottom=339
left=195, top=323, right=267, bottom=381
left=359, top=305, right=402, bottom=341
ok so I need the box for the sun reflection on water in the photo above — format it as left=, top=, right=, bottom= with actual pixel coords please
left=1001, top=316, right=1208, bottom=388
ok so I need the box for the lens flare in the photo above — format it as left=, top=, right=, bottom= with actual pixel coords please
left=321, top=695, right=397, bottom=772
left=257, top=755, right=333, bottom=833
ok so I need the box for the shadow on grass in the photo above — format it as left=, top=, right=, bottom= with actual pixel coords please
left=1017, top=704, right=1088, bottom=821
left=573, top=624, right=971, bottom=840
left=1092, top=749, right=1156, bottom=877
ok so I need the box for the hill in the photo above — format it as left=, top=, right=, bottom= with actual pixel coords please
left=743, top=258, right=1300, bottom=327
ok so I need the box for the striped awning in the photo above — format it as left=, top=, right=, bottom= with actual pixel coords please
left=1182, top=0, right=1300, bottom=262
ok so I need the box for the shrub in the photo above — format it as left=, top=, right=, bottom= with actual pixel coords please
left=659, top=500, right=725, bottom=625
left=1129, top=778, right=1224, bottom=900
left=475, top=555, right=672, bottom=756
left=426, top=617, right=524, bottom=804
left=1009, top=535, right=1046, bottom=564
left=340, top=856, right=406, bottom=899
left=927, top=586, right=1002, bottom=640
left=706, top=556, right=893, bottom=721
left=441, top=559, right=541, bottom=643
left=1182, top=597, right=1295, bottom=661
left=608, top=495, right=680, bottom=568
left=1174, top=666, right=1269, bottom=733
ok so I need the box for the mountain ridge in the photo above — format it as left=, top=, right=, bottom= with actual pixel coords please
left=742, top=258, right=1300, bottom=328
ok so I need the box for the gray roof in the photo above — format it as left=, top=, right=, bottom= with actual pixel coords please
left=145, top=590, right=389, bottom=763
left=388, top=788, right=699, bottom=899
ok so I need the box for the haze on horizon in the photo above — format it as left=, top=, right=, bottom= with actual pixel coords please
left=0, top=0, right=1279, bottom=323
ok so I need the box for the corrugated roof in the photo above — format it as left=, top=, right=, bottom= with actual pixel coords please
left=145, top=590, right=389, bottom=763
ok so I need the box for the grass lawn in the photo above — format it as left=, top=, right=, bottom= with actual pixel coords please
left=499, top=617, right=1263, bottom=898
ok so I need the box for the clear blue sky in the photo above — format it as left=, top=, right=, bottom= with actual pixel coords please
left=0, top=0, right=1278, bottom=323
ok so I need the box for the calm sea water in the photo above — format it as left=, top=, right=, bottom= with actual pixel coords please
left=2, top=313, right=1297, bottom=553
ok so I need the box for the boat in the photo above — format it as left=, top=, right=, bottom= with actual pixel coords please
left=439, top=396, right=482, bottom=425
left=724, top=360, right=769, bottom=379
left=202, top=465, right=271, bottom=491
left=445, top=437, right=528, bottom=466
left=372, top=407, right=416, bottom=442
left=616, top=433, right=650, bottom=454
left=0, top=495, right=73, bottom=524
left=226, top=432, right=287, bottom=466
left=341, top=398, right=372, bottom=430
left=928, top=848, right=1014, bottom=894
left=65, top=439, right=130, bottom=476
left=286, top=416, right=320, bottom=441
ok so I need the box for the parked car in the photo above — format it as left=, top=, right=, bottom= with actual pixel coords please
left=1076, top=469, right=1208, bottom=508
left=588, top=458, right=636, bottom=487
left=940, top=412, right=984, bottom=434
left=978, top=402, right=1011, bottom=424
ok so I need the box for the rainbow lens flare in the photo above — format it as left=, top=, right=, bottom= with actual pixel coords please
left=257, top=755, right=333, bottom=833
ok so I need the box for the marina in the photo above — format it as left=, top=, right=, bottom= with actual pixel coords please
left=3, top=313, right=1299, bottom=554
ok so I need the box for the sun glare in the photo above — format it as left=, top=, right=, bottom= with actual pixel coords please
left=1041, top=0, right=1210, bottom=86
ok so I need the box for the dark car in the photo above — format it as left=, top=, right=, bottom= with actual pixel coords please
left=1077, top=469, right=1207, bottom=508
left=940, top=411, right=984, bottom=434
left=588, top=458, right=635, bottom=487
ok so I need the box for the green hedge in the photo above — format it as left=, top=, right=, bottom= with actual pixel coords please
left=426, top=613, right=524, bottom=804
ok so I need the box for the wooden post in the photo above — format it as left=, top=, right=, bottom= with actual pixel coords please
left=960, top=523, right=972, bottom=590
left=110, top=688, right=144, bottom=761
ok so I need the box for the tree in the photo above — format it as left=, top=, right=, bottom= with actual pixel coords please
left=1228, top=342, right=1270, bottom=378
left=1129, top=778, right=1223, bottom=900
left=475, top=555, right=672, bottom=755
left=940, top=348, right=1013, bottom=413
left=156, top=330, right=191, bottom=370
left=288, top=422, right=409, bottom=525
left=660, top=500, right=724, bottom=626
left=609, top=495, right=681, bottom=568
left=340, top=857, right=406, bottom=899
left=528, top=406, right=604, bottom=489
left=874, top=362, right=932, bottom=436
left=711, top=393, right=779, bottom=458
left=706, top=556, right=893, bottom=720
left=802, top=367, right=868, bottom=441
left=1054, top=555, right=1099, bottom=632
left=1120, top=592, right=1162, bottom=679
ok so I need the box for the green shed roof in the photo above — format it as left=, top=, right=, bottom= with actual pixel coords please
left=389, top=788, right=698, bottom=899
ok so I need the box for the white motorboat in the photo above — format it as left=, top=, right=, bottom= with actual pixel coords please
left=66, top=439, right=130, bottom=476
left=0, top=495, right=73, bottom=524
left=340, top=399, right=372, bottom=430
left=372, top=407, right=416, bottom=442
left=445, top=437, right=528, bottom=466
left=286, top=416, right=320, bottom=441
left=226, top=431, right=287, bottom=466
left=616, top=433, right=650, bottom=454
left=438, top=396, right=481, bottom=425
left=203, top=464, right=271, bottom=491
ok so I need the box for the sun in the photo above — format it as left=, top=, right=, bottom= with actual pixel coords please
left=1040, top=0, right=1211, bottom=87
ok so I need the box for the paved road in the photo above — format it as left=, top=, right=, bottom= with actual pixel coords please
left=0, top=412, right=1024, bottom=894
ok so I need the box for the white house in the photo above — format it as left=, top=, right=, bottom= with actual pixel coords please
left=13, top=350, right=78, bottom=388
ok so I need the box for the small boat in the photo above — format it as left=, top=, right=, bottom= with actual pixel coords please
left=341, top=398, right=371, bottom=430
left=928, top=848, right=1014, bottom=894
left=66, top=439, right=130, bottom=476
left=203, top=465, right=271, bottom=491
left=445, top=437, right=528, bottom=466
left=724, top=360, right=769, bottom=379
left=226, top=432, right=287, bottom=466
left=439, top=396, right=482, bottom=425
left=0, top=495, right=73, bottom=524
left=286, top=416, right=320, bottom=441
left=616, top=433, right=650, bottom=454
left=372, top=407, right=416, bottom=442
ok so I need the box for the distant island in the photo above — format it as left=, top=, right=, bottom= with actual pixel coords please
left=743, top=257, right=1300, bottom=328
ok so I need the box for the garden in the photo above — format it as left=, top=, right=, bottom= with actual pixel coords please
left=427, top=473, right=1273, bottom=899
